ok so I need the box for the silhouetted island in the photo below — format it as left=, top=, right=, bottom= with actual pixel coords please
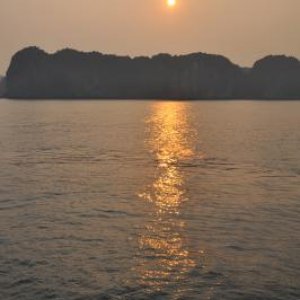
left=3, top=47, right=300, bottom=99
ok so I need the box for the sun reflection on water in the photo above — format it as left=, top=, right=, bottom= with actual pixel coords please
left=137, top=102, right=197, bottom=292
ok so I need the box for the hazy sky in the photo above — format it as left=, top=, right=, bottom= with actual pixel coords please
left=0, top=0, right=299, bottom=74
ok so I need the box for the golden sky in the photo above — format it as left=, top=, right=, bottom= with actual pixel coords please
left=0, top=0, right=299, bottom=73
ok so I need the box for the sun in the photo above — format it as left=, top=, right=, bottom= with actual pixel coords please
left=167, top=0, right=176, bottom=7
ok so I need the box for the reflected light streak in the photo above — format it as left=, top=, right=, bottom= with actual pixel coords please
left=137, top=102, right=197, bottom=292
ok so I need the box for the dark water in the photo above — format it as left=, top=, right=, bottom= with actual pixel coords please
left=0, top=100, right=299, bottom=300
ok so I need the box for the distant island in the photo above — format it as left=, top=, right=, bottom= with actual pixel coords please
left=1, top=47, right=300, bottom=99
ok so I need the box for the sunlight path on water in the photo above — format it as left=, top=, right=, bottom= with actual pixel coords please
left=137, top=102, right=202, bottom=296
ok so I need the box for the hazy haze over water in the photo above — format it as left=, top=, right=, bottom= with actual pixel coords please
left=0, top=0, right=300, bottom=73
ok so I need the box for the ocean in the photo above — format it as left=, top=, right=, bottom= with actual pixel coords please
left=0, top=100, right=299, bottom=300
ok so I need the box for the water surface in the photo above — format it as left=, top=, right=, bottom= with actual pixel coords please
left=0, top=100, right=299, bottom=300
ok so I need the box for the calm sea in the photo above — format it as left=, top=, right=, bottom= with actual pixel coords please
left=0, top=100, right=299, bottom=300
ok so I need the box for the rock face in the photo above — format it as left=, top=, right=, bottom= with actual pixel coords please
left=5, top=47, right=300, bottom=99
left=247, top=56, right=300, bottom=99
left=0, top=76, right=5, bottom=97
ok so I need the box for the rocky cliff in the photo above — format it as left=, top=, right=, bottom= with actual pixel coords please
left=5, top=47, right=300, bottom=99
left=0, top=76, right=5, bottom=97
